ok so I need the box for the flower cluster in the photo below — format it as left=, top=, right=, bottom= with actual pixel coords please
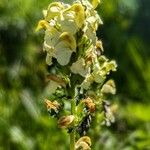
left=37, top=0, right=117, bottom=149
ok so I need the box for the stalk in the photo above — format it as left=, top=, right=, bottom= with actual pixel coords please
left=70, top=98, right=76, bottom=150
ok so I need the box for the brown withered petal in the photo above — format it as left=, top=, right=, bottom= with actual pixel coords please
left=46, top=74, right=66, bottom=87
left=58, top=115, right=74, bottom=128
left=82, top=97, right=96, bottom=113
left=45, top=99, right=60, bottom=111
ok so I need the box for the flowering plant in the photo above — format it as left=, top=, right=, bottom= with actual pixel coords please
left=37, top=0, right=117, bottom=149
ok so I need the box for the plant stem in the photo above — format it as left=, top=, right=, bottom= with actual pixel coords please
left=70, top=98, right=76, bottom=150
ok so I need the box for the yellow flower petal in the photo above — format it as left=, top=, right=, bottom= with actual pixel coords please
left=35, top=20, right=49, bottom=32
left=59, top=11, right=78, bottom=34
left=91, top=0, right=101, bottom=9
left=96, top=40, right=103, bottom=51
left=44, top=27, right=60, bottom=47
left=46, top=2, right=64, bottom=21
left=59, top=32, right=76, bottom=51
left=68, top=3, right=85, bottom=28
left=42, top=10, right=47, bottom=18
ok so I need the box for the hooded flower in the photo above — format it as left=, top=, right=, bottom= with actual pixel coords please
left=45, top=2, right=64, bottom=21
left=101, top=79, right=116, bottom=95
left=75, top=136, right=91, bottom=150
left=70, top=58, right=90, bottom=77
left=70, top=3, right=85, bottom=28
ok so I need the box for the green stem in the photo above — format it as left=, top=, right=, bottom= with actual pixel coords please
left=70, top=98, right=76, bottom=150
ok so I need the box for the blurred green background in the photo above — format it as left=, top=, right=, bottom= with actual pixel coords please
left=0, top=0, right=150, bottom=149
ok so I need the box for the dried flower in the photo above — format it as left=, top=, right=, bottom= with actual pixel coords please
left=58, top=115, right=75, bottom=128
left=45, top=99, right=61, bottom=117
left=46, top=2, right=64, bottom=21
left=45, top=99, right=60, bottom=111
left=46, top=74, right=66, bottom=87
left=82, top=97, right=96, bottom=113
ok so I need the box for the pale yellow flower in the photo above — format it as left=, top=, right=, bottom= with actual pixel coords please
left=75, top=136, right=91, bottom=150
left=55, top=42, right=72, bottom=66
left=70, top=58, right=90, bottom=77
left=101, top=80, right=116, bottom=95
